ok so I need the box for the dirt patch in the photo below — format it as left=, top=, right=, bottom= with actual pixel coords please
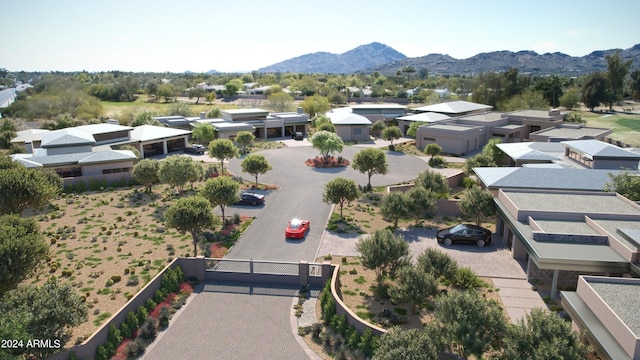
left=25, top=182, right=252, bottom=347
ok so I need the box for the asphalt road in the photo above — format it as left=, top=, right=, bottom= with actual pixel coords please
left=223, top=145, right=428, bottom=261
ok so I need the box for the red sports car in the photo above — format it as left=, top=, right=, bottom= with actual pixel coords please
left=285, top=218, right=310, bottom=239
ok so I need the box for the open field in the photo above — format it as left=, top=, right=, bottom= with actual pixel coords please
left=581, top=111, right=640, bottom=147
left=25, top=180, right=252, bottom=347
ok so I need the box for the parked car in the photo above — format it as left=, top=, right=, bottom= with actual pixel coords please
left=285, top=218, right=310, bottom=239
left=235, top=192, right=265, bottom=206
left=185, top=144, right=206, bottom=154
left=436, top=223, right=492, bottom=247
left=292, top=131, right=304, bottom=140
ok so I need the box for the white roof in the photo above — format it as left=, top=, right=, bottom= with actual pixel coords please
left=41, top=128, right=96, bottom=147
left=10, top=129, right=50, bottom=143
left=326, top=111, right=372, bottom=125
left=129, top=125, right=191, bottom=142
left=413, top=100, right=493, bottom=114
left=397, top=112, right=450, bottom=123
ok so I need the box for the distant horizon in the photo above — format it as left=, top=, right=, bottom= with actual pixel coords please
left=2, top=0, right=639, bottom=73
left=5, top=41, right=639, bottom=74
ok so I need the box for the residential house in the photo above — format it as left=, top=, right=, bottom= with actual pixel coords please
left=561, top=275, right=640, bottom=360
left=562, top=139, right=640, bottom=170
left=325, top=109, right=371, bottom=141
left=493, top=189, right=640, bottom=301
left=11, top=127, right=138, bottom=186
left=10, top=123, right=193, bottom=185
left=409, top=101, right=581, bottom=155
left=474, top=167, right=626, bottom=196
left=529, top=122, right=612, bottom=142
left=350, top=104, right=407, bottom=123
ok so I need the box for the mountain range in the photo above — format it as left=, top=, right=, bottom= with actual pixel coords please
left=255, top=42, right=640, bottom=76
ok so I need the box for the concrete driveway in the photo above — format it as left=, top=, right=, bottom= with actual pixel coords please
left=317, top=228, right=548, bottom=323
left=224, top=144, right=428, bottom=261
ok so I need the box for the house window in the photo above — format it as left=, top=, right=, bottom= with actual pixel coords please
left=353, top=128, right=362, bottom=135
left=57, top=167, right=82, bottom=178
left=102, top=167, right=131, bottom=175
left=423, top=137, right=435, bottom=141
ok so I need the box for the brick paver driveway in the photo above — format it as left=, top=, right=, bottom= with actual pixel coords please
left=142, top=282, right=318, bottom=359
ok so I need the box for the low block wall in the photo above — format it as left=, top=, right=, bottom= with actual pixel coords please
left=48, top=258, right=183, bottom=360
left=330, top=264, right=387, bottom=336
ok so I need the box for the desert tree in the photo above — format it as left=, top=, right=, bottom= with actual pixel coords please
left=380, top=191, right=410, bottom=228
left=351, top=148, right=388, bottom=190
left=459, top=185, right=496, bottom=225
left=417, top=248, right=458, bottom=283
left=356, top=228, right=409, bottom=285
left=415, top=169, right=450, bottom=199
left=388, top=265, right=438, bottom=313
left=405, top=186, right=436, bottom=224
left=581, top=71, right=608, bottom=111
left=370, top=120, right=386, bottom=138
left=200, top=176, right=240, bottom=219
left=158, top=155, right=198, bottom=194
left=382, top=126, right=402, bottom=147
left=502, top=308, right=591, bottom=359
left=301, top=95, right=331, bottom=118
left=266, top=92, right=294, bottom=112
left=434, top=290, right=508, bottom=359
left=132, top=158, right=160, bottom=193
left=0, top=214, right=49, bottom=295
left=424, top=143, right=442, bottom=159
left=559, top=87, right=582, bottom=110
left=164, top=196, right=217, bottom=256
left=191, top=122, right=216, bottom=145
left=406, top=121, right=421, bottom=138
left=208, top=139, right=239, bottom=173
left=310, top=130, right=344, bottom=162
left=322, top=177, right=359, bottom=219
left=605, top=50, right=633, bottom=109
left=373, top=328, right=440, bottom=360
left=464, top=153, right=497, bottom=175
left=234, top=131, right=255, bottom=154
left=240, top=153, right=272, bottom=187
left=604, top=170, right=640, bottom=201
left=187, top=87, right=206, bottom=104
left=0, top=279, right=88, bottom=358
left=0, top=157, right=61, bottom=215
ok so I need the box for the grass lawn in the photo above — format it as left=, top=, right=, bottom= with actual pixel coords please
left=581, top=111, right=640, bottom=146
left=101, top=95, right=239, bottom=121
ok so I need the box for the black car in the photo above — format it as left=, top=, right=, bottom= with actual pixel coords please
left=436, top=224, right=492, bottom=247
left=185, top=144, right=206, bottom=154
left=235, top=192, right=265, bottom=206
left=292, top=131, right=304, bottom=140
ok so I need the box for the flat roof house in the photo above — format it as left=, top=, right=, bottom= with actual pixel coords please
left=494, top=189, right=640, bottom=299
left=220, top=108, right=309, bottom=139
left=350, top=104, right=408, bottom=123
left=474, top=167, right=627, bottom=195
left=529, top=123, right=613, bottom=142
left=561, top=275, right=640, bottom=360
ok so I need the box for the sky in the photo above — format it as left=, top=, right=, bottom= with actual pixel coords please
left=2, top=0, right=639, bottom=73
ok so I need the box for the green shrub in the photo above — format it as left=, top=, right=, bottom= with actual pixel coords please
left=428, top=155, right=446, bottom=168
left=462, top=177, right=477, bottom=188
left=137, top=317, right=158, bottom=344
left=453, top=266, right=484, bottom=289
left=136, top=305, right=148, bottom=325
left=110, top=275, right=121, bottom=283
